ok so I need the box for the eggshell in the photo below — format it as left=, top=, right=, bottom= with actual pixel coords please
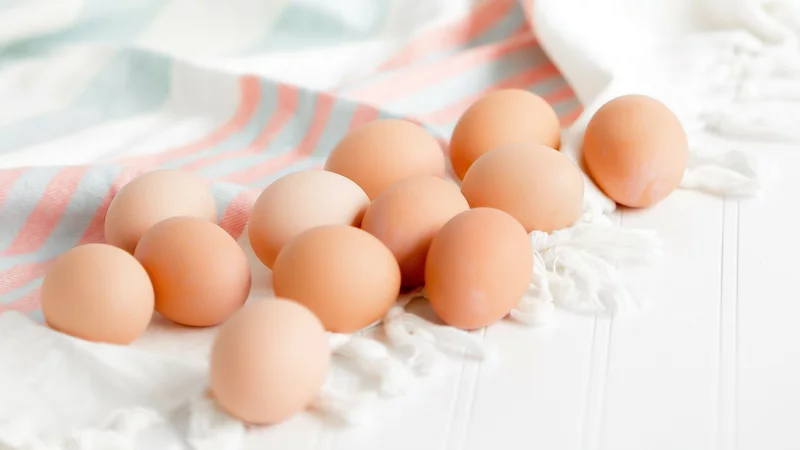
left=248, top=170, right=369, bottom=269
left=134, top=217, right=251, bottom=327
left=273, top=225, right=401, bottom=333
left=324, top=119, right=445, bottom=199
left=582, top=94, right=689, bottom=208
left=461, top=144, right=583, bottom=233
left=105, top=169, right=217, bottom=253
left=210, top=298, right=330, bottom=425
left=425, top=208, right=532, bottom=330
left=361, top=175, right=469, bottom=287
left=449, top=89, right=561, bottom=180
left=41, top=243, right=154, bottom=344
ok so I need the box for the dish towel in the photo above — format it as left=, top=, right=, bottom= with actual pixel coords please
left=0, top=0, right=794, bottom=448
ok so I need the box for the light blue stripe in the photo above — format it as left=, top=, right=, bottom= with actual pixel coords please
left=28, top=308, right=44, bottom=323
left=388, top=44, right=548, bottom=113
left=2, top=0, right=165, bottom=57
left=529, top=76, right=568, bottom=98
left=162, top=79, right=279, bottom=169
left=0, top=50, right=172, bottom=153
left=210, top=181, right=250, bottom=221
left=0, top=167, right=61, bottom=250
left=241, top=1, right=390, bottom=54
left=414, top=2, right=526, bottom=67
left=248, top=96, right=358, bottom=185
left=199, top=87, right=320, bottom=180
left=553, top=97, right=581, bottom=116
left=249, top=107, right=400, bottom=187
left=0, top=278, right=41, bottom=306
left=0, top=165, right=120, bottom=269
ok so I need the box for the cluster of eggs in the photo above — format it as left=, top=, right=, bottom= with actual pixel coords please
left=39, top=88, right=688, bottom=426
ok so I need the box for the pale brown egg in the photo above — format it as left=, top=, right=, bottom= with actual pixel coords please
left=425, top=208, right=532, bottom=330
left=272, top=225, right=401, bottom=333
left=461, top=144, right=584, bottom=233
left=248, top=170, right=369, bottom=270
left=105, top=169, right=217, bottom=253
left=449, top=89, right=561, bottom=180
left=361, top=175, right=469, bottom=287
left=323, top=119, right=445, bottom=199
left=134, top=217, right=251, bottom=327
left=41, top=243, right=154, bottom=344
left=582, top=94, right=689, bottom=208
left=210, top=298, right=330, bottom=425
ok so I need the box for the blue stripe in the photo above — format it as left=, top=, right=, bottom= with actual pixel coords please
left=199, top=87, right=320, bottom=180
left=209, top=181, right=250, bottom=221
left=0, top=167, right=61, bottom=250
left=162, top=79, right=279, bottom=169
left=553, top=97, right=581, bottom=116
left=388, top=44, right=547, bottom=113
left=1, top=0, right=165, bottom=57
left=0, top=50, right=172, bottom=153
left=0, top=278, right=41, bottom=306
left=0, top=165, right=120, bottom=270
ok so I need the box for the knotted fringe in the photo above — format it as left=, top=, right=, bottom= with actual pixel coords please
left=512, top=214, right=662, bottom=325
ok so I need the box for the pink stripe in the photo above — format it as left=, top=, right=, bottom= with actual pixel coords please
left=122, top=76, right=262, bottom=167
left=221, top=92, right=337, bottom=185
left=3, top=166, right=90, bottom=256
left=2, top=288, right=42, bottom=314
left=0, top=168, right=143, bottom=296
left=78, top=169, right=144, bottom=245
left=419, top=63, right=561, bottom=124
left=347, top=103, right=381, bottom=131
left=378, top=0, right=516, bottom=71
left=543, top=84, right=578, bottom=105
left=346, top=33, right=536, bottom=104
left=0, top=261, right=51, bottom=294
left=0, top=168, right=26, bottom=209
left=218, top=190, right=260, bottom=240
left=560, top=104, right=584, bottom=127
left=182, top=84, right=300, bottom=173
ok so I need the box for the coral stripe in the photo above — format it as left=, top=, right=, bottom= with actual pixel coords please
left=182, top=84, right=300, bottom=172
left=0, top=168, right=26, bottom=209
left=222, top=92, right=337, bottom=184
left=3, top=287, right=41, bottom=314
left=219, top=190, right=260, bottom=240
left=0, top=261, right=51, bottom=293
left=3, top=166, right=90, bottom=256
left=560, top=104, right=584, bottom=127
left=347, top=103, right=381, bottom=131
left=123, top=76, right=261, bottom=167
left=379, top=0, right=516, bottom=71
left=77, top=169, right=144, bottom=245
left=420, top=63, right=561, bottom=123
left=346, top=33, right=536, bottom=104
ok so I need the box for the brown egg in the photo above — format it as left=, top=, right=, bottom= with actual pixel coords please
left=134, top=217, right=251, bottom=327
left=425, top=208, right=532, bottom=330
left=210, top=298, right=330, bottom=425
left=105, top=169, right=217, bottom=253
left=449, top=89, right=561, bottom=180
left=361, top=175, right=469, bottom=287
left=582, top=94, right=689, bottom=208
left=248, top=170, right=369, bottom=270
left=41, top=243, right=154, bottom=344
left=461, top=144, right=583, bottom=233
left=273, top=225, right=401, bottom=333
left=323, top=119, right=445, bottom=199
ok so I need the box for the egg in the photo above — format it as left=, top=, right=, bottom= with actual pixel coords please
left=461, top=144, right=583, bottom=233
left=273, top=225, right=401, bottom=333
left=449, top=89, right=561, bottom=180
left=361, top=175, right=469, bottom=287
left=323, top=119, right=445, bottom=199
left=248, top=170, right=369, bottom=270
left=582, top=94, right=689, bottom=208
left=105, top=169, right=217, bottom=253
left=210, top=298, right=330, bottom=424
left=41, top=243, right=154, bottom=344
left=134, top=217, right=251, bottom=327
left=425, top=208, right=532, bottom=330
